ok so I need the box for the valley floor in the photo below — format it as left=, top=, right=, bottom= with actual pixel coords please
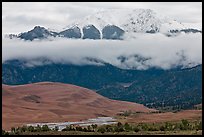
left=115, top=110, right=202, bottom=124
left=4, top=117, right=202, bottom=135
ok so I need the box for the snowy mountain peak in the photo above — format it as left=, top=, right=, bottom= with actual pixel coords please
left=65, top=9, right=162, bottom=31
left=65, top=8, right=194, bottom=34
left=7, top=8, right=202, bottom=41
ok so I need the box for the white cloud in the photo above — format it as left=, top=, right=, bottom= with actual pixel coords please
left=2, top=33, right=202, bottom=70
left=2, top=2, right=202, bottom=34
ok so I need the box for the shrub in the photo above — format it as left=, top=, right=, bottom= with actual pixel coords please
left=34, top=125, right=42, bottom=132
left=118, top=126, right=125, bottom=132
left=63, top=125, right=76, bottom=131
left=41, top=125, right=50, bottom=132
left=123, top=110, right=132, bottom=116
left=87, top=125, right=93, bottom=132
left=164, top=122, right=173, bottom=131
left=2, top=130, right=9, bottom=135
left=20, top=125, right=28, bottom=132
left=148, top=126, right=159, bottom=131
left=97, top=127, right=106, bottom=133
left=117, top=122, right=123, bottom=127
left=75, top=126, right=83, bottom=131
left=181, top=119, right=189, bottom=130
left=133, top=126, right=140, bottom=132
left=159, top=125, right=165, bottom=131
left=124, top=123, right=132, bottom=131
left=197, top=121, right=202, bottom=130
left=179, top=124, right=184, bottom=130
left=114, top=126, right=125, bottom=132
left=11, top=127, right=16, bottom=133
left=14, top=127, right=21, bottom=135
left=173, top=123, right=181, bottom=131
left=2, top=130, right=5, bottom=135
left=82, top=127, right=88, bottom=132
left=91, top=124, right=97, bottom=130
left=141, top=123, right=149, bottom=131
left=105, top=125, right=113, bottom=132
left=27, top=126, right=35, bottom=132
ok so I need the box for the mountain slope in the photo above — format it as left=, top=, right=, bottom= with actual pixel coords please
left=18, top=26, right=58, bottom=40
left=97, top=65, right=202, bottom=110
left=2, top=82, right=154, bottom=130
left=2, top=59, right=165, bottom=89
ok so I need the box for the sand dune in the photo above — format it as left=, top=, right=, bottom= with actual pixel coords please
left=2, top=82, right=155, bottom=130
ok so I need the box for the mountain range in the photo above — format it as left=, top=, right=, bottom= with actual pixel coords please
left=7, top=9, right=202, bottom=41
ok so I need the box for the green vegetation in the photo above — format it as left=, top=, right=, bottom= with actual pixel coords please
left=118, top=110, right=133, bottom=116
left=2, top=119, right=202, bottom=135
left=117, top=110, right=164, bottom=117
left=2, top=130, right=9, bottom=135
left=97, top=65, right=202, bottom=111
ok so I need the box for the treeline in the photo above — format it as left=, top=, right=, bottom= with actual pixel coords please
left=2, top=120, right=202, bottom=135
left=117, top=110, right=164, bottom=117
left=145, top=100, right=202, bottom=111
left=2, top=125, right=56, bottom=135
left=95, top=120, right=202, bottom=133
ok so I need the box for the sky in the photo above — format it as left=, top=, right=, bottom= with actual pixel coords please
left=2, top=2, right=202, bottom=34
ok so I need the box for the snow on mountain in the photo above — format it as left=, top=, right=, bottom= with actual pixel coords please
left=65, top=8, right=191, bottom=34
left=7, top=8, right=202, bottom=41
